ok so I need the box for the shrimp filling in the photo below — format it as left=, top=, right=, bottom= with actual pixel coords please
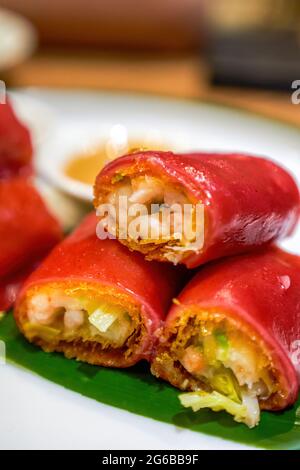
left=152, top=312, right=281, bottom=427
left=97, top=175, right=204, bottom=264
left=21, top=284, right=140, bottom=351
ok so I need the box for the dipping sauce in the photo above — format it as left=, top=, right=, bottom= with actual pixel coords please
left=65, top=137, right=168, bottom=186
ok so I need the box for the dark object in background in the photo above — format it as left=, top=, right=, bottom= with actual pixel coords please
left=210, top=30, right=300, bottom=90
left=0, top=0, right=205, bottom=51
left=208, top=0, right=300, bottom=90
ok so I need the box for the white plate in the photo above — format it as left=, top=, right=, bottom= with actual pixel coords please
left=1, top=89, right=300, bottom=450
left=15, top=89, right=300, bottom=206
left=0, top=9, right=37, bottom=72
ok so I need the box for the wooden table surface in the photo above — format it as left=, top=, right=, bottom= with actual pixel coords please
left=5, top=50, right=300, bottom=128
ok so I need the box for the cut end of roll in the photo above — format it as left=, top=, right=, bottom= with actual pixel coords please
left=95, top=172, right=205, bottom=265
left=15, top=281, right=147, bottom=367
left=151, top=308, right=289, bottom=427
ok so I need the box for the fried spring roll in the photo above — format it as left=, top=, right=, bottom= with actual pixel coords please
left=151, top=247, right=300, bottom=427
left=94, top=151, right=299, bottom=268
left=0, top=179, right=62, bottom=310
left=15, top=213, right=185, bottom=367
left=0, top=100, right=33, bottom=179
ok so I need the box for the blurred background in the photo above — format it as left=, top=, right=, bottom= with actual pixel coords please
left=0, top=0, right=300, bottom=125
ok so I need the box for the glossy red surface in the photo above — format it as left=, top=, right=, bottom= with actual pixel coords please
left=0, top=100, right=33, bottom=179
left=0, top=178, right=62, bottom=309
left=167, top=247, right=300, bottom=408
left=16, top=213, right=185, bottom=363
left=95, top=151, right=300, bottom=268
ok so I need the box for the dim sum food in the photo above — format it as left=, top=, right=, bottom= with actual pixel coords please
left=0, top=180, right=62, bottom=311
left=94, top=151, right=299, bottom=268
left=151, top=247, right=300, bottom=427
left=15, top=213, right=184, bottom=367
left=0, top=178, right=62, bottom=281
left=0, top=100, right=33, bottom=179
left=0, top=99, right=61, bottom=311
left=0, top=178, right=62, bottom=311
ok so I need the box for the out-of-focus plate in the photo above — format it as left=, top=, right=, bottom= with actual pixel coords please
left=13, top=88, right=300, bottom=207
left=0, top=9, right=37, bottom=72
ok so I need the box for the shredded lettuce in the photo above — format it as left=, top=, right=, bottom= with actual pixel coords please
left=210, top=370, right=240, bottom=403
left=202, top=331, right=229, bottom=366
left=179, top=390, right=259, bottom=428
left=214, top=330, right=228, bottom=348
left=24, top=323, right=60, bottom=340
left=214, top=330, right=229, bottom=361
left=203, top=335, right=219, bottom=367
left=89, top=309, right=117, bottom=332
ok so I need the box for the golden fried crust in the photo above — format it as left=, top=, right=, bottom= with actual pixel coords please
left=151, top=350, right=208, bottom=392
left=15, top=282, right=146, bottom=368
left=28, top=333, right=143, bottom=368
left=119, top=239, right=177, bottom=263
left=151, top=309, right=289, bottom=411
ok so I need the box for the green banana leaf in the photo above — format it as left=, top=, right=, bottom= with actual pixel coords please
left=1, top=313, right=299, bottom=449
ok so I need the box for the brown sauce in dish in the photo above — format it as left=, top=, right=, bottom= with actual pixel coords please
left=64, top=141, right=167, bottom=186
